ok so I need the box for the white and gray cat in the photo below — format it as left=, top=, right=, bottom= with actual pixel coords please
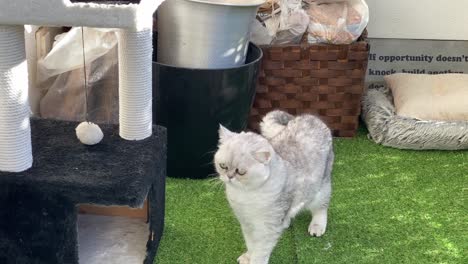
left=214, top=110, right=334, bottom=264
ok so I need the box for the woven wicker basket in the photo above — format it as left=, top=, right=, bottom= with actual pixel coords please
left=249, top=35, right=369, bottom=137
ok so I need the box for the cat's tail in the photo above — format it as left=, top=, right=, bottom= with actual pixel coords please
left=260, top=110, right=294, bottom=139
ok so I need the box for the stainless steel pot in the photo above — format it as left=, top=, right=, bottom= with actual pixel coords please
left=157, top=0, right=264, bottom=69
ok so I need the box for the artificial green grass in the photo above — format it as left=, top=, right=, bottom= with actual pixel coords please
left=155, top=129, right=467, bottom=264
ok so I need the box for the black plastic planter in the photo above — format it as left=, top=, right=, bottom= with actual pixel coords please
left=153, top=43, right=262, bottom=179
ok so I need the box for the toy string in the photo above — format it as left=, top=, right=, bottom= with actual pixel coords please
left=80, top=26, right=89, bottom=122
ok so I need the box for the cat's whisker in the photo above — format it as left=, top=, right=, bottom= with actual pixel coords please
left=200, top=161, right=215, bottom=167
left=207, top=175, right=220, bottom=182
left=206, top=174, right=221, bottom=181
left=206, top=176, right=225, bottom=191
left=207, top=180, right=222, bottom=186
left=200, top=150, right=218, bottom=159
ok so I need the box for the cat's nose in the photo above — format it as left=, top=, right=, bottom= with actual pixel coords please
left=227, top=174, right=235, bottom=179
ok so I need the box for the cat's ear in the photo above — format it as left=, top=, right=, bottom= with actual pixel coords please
left=253, top=151, right=271, bottom=164
left=219, top=124, right=236, bottom=143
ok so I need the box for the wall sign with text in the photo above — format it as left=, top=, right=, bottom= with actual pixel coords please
left=365, top=39, right=468, bottom=88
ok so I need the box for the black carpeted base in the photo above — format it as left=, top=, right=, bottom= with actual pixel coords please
left=0, top=119, right=167, bottom=264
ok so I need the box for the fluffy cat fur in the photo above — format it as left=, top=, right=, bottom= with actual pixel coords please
left=214, top=110, right=334, bottom=264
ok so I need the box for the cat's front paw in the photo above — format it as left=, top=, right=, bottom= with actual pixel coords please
left=237, top=252, right=250, bottom=264
left=308, top=222, right=326, bottom=237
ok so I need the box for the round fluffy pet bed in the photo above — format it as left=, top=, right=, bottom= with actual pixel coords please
left=362, top=87, right=468, bottom=150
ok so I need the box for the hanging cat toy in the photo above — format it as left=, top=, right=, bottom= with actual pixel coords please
left=75, top=27, right=104, bottom=146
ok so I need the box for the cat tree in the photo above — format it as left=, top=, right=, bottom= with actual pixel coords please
left=0, top=1, right=166, bottom=263
left=0, top=0, right=160, bottom=172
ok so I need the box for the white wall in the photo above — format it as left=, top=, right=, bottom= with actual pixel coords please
left=366, top=0, right=468, bottom=40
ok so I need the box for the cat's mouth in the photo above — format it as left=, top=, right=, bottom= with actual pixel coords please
left=221, top=175, right=237, bottom=184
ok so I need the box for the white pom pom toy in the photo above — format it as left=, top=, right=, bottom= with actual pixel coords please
left=76, top=122, right=104, bottom=145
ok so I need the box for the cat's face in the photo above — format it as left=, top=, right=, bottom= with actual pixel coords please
left=214, top=125, right=274, bottom=189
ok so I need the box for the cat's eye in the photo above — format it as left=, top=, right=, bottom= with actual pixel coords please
left=236, top=169, right=246, bottom=176
left=219, top=163, right=228, bottom=170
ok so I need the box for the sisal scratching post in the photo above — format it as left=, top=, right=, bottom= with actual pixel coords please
left=118, top=28, right=153, bottom=141
left=0, top=25, right=32, bottom=172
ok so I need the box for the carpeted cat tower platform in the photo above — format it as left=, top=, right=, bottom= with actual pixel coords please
left=0, top=120, right=167, bottom=264
left=0, top=1, right=167, bottom=264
